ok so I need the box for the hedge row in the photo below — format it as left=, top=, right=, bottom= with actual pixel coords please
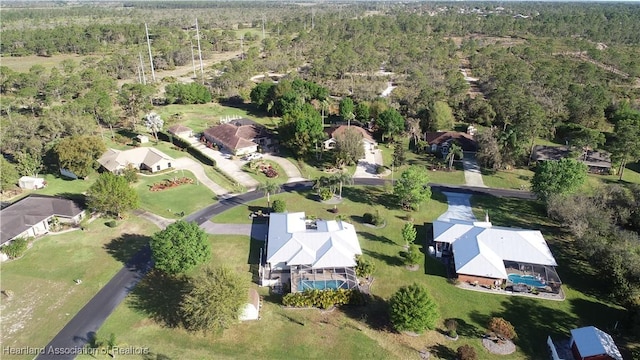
left=158, top=131, right=216, bottom=167
left=282, top=288, right=365, bottom=309
left=1, top=237, right=30, bottom=259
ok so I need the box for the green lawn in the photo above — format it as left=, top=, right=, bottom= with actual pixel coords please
left=0, top=217, right=155, bottom=359
left=481, top=168, right=534, bottom=190
left=134, top=171, right=217, bottom=218
left=242, top=159, right=288, bottom=185
left=154, top=103, right=280, bottom=132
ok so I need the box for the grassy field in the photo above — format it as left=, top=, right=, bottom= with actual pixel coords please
left=154, top=103, right=280, bottom=132
left=134, top=171, right=217, bottom=219
left=481, top=168, right=534, bottom=190
left=0, top=54, right=91, bottom=72
left=0, top=217, right=156, bottom=358
left=5, top=185, right=636, bottom=359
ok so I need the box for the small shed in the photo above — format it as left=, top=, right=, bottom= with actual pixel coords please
left=18, top=176, right=46, bottom=190
left=238, top=288, right=260, bottom=321
left=136, top=135, right=149, bottom=144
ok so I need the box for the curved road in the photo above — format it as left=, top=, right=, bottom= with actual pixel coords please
left=37, top=180, right=534, bottom=359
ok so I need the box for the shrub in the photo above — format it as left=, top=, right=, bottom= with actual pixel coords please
left=319, top=188, right=333, bottom=201
left=448, top=329, right=457, bottom=338
left=389, top=283, right=439, bottom=333
left=363, top=212, right=374, bottom=224
left=122, top=164, right=138, bottom=183
left=445, top=319, right=458, bottom=331
left=457, top=345, right=477, bottom=360
left=355, top=255, right=376, bottom=278
left=1, top=237, right=29, bottom=259
left=372, top=210, right=384, bottom=226
left=488, top=317, right=517, bottom=340
left=375, top=165, right=386, bottom=174
left=272, top=199, right=286, bottom=213
left=403, top=244, right=421, bottom=267
left=105, top=220, right=117, bottom=228
left=282, top=289, right=364, bottom=309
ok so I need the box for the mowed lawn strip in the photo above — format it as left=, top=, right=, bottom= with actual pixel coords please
left=0, top=217, right=155, bottom=359
left=134, top=170, right=216, bottom=219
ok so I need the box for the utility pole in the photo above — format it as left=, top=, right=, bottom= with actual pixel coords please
left=138, top=52, right=147, bottom=85
left=262, top=15, right=266, bottom=40
left=240, top=34, right=244, bottom=57
left=195, top=18, right=204, bottom=82
left=190, top=39, right=197, bottom=79
left=145, top=23, right=156, bottom=82
left=311, top=8, right=315, bottom=30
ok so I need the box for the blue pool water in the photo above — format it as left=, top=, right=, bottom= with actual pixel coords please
left=508, top=274, right=546, bottom=288
left=300, top=280, right=346, bottom=291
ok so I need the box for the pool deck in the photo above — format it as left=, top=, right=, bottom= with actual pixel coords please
left=456, top=282, right=566, bottom=301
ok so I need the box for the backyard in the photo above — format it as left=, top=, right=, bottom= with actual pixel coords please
left=87, top=186, right=636, bottom=359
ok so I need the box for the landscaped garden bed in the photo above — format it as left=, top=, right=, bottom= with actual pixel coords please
left=149, top=177, right=194, bottom=191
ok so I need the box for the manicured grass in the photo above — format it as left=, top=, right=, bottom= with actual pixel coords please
left=134, top=171, right=217, bottom=218
left=242, top=159, right=288, bottom=185
left=0, top=217, right=155, bottom=358
left=1, top=172, right=99, bottom=202
left=154, top=103, right=280, bottom=132
left=481, top=168, right=534, bottom=190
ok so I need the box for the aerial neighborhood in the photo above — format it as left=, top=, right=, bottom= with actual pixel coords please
left=1, top=2, right=640, bottom=359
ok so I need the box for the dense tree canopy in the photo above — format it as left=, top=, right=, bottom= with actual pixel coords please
left=278, top=103, right=324, bottom=158
left=86, top=172, right=139, bottom=218
left=375, top=108, right=405, bottom=143
left=181, top=266, right=248, bottom=333
left=53, top=135, right=106, bottom=178
left=150, top=220, right=211, bottom=275
left=165, top=83, right=212, bottom=104
left=334, top=127, right=364, bottom=167
left=0, top=157, right=19, bottom=193
left=531, top=158, right=588, bottom=201
left=393, top=166, right=431, bottom=210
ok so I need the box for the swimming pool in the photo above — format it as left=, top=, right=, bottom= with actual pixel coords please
left=508, top=274, right=546, bottom=288
left=299, top=280, right=346, bottom=291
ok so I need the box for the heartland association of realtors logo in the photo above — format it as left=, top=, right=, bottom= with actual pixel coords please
left=2, top=346, right=150, bottom=356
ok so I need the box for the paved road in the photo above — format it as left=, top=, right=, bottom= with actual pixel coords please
left=37, top=178, right=533, bottom=358
left=36, top=246, right=153, bottom=360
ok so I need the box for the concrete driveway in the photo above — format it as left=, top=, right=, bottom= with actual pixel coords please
left=354, top=148, right=383, bottom=178
left=262, top=153, right=306, bottom=183
left=172, top=157, right=229, bottom=196
left=178, top=135, right=259, bottom=190
left=437, top=192, right=477, bottom=222
left=200, top=220, right=268, bottom=240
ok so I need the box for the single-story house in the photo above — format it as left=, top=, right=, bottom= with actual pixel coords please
left=202, top=118, right=272, bottom=156
left=533, top=145, right=612, bottom=174
left=263, top=212, right=362, bottom=292
left=18, top=176, right=46, bottom=190
left=97, top=147, right=174, bottom=174
left=239, top=288, right=260, bottom=321
left=433, top=218, right=561, bottom=291
left=547, top=326, right=623, bottom=360
left=167, top=124, right=194, bottom=138
left=0, top=195, right=85, bottom=247
left=323, top=125, right=378, bottom=153
left=426, top=131, right=477, bottom=155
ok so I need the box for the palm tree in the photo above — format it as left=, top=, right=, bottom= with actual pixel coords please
left=332, top=171, right=353, bottom=198
left=445, top=143, right=463, bottom=171
left=258, top=180, right=280, bottom=209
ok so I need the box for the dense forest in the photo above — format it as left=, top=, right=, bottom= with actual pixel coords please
left=1, top=2, right=640, bottom=331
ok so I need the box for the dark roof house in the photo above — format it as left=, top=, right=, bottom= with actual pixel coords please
left=533, top=145, right=611, bottom=173
left=0, top=195, right=85, bottom=246
left=426, top=132, right=478, bottom=152
left=202, top=119, right=271, bottom=154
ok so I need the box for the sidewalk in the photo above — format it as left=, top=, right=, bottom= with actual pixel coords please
left=133, top=209, right=175, bottom=229
left=178, top=135, right=259, bottom=190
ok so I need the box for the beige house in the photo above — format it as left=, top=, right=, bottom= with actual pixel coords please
left=98, top=147, right=174, bottom=174
left=167, top=124, right=194, bottom=138
left=202, top=119, right=272, bottom=156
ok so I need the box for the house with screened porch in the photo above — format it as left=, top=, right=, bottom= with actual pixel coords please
left=261, top=212, right=362, bottom=293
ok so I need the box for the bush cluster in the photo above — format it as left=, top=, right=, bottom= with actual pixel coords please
left=1, top=237, right=29, bottom=259
left=272, top=199, right=286, bottom=213
left=363, top=211, right=384, bottom=226
left=319, top=188, right=333, bottom=201
left=282, top=289, right=364, bottom=309
left=105, top=220, right=117, bottom=228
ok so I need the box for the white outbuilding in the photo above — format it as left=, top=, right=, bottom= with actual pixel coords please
left=18, top=176, right=46, bottom=190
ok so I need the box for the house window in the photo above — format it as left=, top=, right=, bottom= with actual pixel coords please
left=157, top=165, right=161, bottom=171
left=168, top=162, right=172, bottom=168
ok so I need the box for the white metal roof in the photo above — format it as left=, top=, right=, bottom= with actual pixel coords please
left=434, top=219, right=557, bottom=279
left=266, top=212, right=362, bottom=269
left=571, top=326, right=622, bottom=360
